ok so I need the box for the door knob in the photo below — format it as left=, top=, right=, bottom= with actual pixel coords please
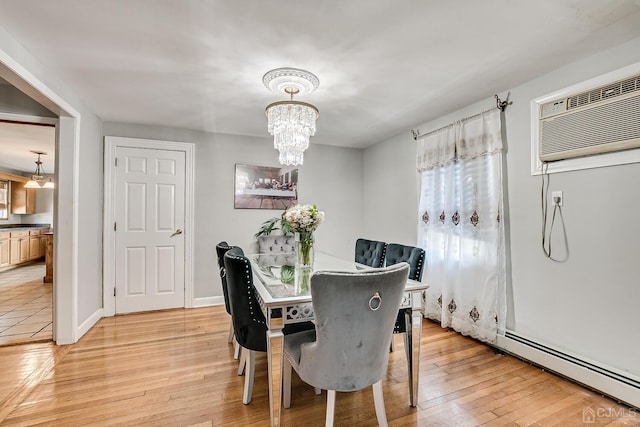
left=170, top=229, right=183, bottom=237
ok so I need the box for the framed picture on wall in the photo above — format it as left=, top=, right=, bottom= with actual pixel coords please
left=234, top=164, right=298, bottom=209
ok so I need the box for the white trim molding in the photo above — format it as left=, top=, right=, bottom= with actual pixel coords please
left=192, top=296, right=225, bottom=308
left=497, top=331, right=640, bottom=409
left=0, top=46, right=83, bottom=345
left=103, top=136, right=195, bottom=316
left=77, top=308, right=104, bottom=339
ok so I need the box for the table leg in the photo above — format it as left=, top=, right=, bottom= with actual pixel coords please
left=411, top=308, right=423, bottom=406
left=266, top=313, right=284, bottom=427
left=404, top=296, right=423, bottom=407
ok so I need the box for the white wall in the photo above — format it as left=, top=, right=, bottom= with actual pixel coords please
left=363, top=134, right=419, bottom=246
left=22, top=185, right=53, bottom=226
left=75, top=113, right=104, bottom=323
left=0, top=84, right=56, bottom=117
left=0, top=23, right=104, bottom=340
left=364, top=37, right=640, bottom=383
left=102, top=122, right=364, bottom=301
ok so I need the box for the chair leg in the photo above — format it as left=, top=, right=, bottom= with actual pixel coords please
left=283, top=357, right=292, bottom=408
left=227, top=320, right=234, bottom=343
left=372, top=380, right=388, bottom=427
left=233, top=340, right=241, bottom=360
left=237, top=347, right=246, bottom=376
left=242, top=350, right=255, bottom=405
left=325, top=390, right=336, bottom=427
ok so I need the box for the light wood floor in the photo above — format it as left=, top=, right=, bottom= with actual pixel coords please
left=0, top=306, right=636, bottom=426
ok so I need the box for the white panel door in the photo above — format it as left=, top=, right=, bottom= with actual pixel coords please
left=115, top=147, right=186, bottom=314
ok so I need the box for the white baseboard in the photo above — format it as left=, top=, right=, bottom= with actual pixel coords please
left=497, top=331, right=640, bottom=409
left=192, top=296, right=224, bottom=308
left=56, top=308, right=103, bottom=345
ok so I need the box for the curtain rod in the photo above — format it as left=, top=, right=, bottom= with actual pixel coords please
left=411, top=94, right=512, bottom=141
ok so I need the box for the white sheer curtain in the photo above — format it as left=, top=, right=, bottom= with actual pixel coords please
left=417, top=109, right=506, bottom=343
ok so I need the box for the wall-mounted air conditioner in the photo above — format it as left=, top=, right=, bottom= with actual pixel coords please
left=539, top=74, right=640, bottom=161
left=531, top=62, right=640, bottom=175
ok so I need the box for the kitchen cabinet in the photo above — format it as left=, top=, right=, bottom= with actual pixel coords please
left=29, top=232, right=41, bottom=260
left=44, top=233, right=53, bottom=283
left=0, top=231, right=9, bottom=267
left=10, top=231, right=30, bottom=264
left=39, top=234, right=46, bottom=259
left=1, top=227, right=50, bottom=268
left=10, top=181, right=36, bottom=214
left=0, top=181, right=8, bottom=220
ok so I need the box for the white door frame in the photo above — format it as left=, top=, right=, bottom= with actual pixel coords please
left=103, top=136, right=195, bottom=316
left=0, top=48, right=81, bottom=345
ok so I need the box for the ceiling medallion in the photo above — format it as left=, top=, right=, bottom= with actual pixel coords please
left=263, top=67, right=319, bottom=166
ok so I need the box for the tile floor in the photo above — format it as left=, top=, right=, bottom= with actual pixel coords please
left=0, top=262, right=52, bottom=346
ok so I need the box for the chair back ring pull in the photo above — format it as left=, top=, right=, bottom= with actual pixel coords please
left=369, top=292, right=382, bottom=311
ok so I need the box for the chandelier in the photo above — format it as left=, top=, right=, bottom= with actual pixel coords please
left=263, top=68, right=319, bottom=166
left=25, top=150, right=54, bottom=189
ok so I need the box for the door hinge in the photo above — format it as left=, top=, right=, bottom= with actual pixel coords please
left=115, top=157, right=118, bottom=167
left=114, top=222, right=117, bottom=231
left=114, top=287, right=116, bottom=297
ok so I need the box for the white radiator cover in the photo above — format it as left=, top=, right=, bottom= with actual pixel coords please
left=497, top=331, right=640, bottom=409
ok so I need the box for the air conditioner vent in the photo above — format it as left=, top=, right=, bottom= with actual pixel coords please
left=540, top=94, right=640, bottom=161
left=533, top=64, right=640, bottom=173
left=567, top=75, right=640, bottom=111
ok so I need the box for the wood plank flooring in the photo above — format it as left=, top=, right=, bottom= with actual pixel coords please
left=0, top=306, right=636, bottom=426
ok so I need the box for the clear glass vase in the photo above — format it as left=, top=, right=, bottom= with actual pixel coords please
left=294, top=232, right=314, bottom=293
left=295, top=232, right=314, bottom=268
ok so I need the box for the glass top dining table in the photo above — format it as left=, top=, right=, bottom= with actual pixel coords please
left=248, top=251, right=429, bottom=427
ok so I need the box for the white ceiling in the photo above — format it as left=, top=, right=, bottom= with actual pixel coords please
left=1, top=0, right=640, bottom=170
left=0, top=121, right=55, bottom=173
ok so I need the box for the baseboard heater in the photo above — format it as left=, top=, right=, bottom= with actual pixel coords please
left=498, top=330, right=640, bottom=409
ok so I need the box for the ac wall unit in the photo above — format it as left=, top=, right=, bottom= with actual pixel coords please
left=538, top=74, right=640, bottom=162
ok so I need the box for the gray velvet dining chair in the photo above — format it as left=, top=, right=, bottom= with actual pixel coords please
left=354, top=238, right=387, bottom=268
left=282, top=262, right=410, bottom=426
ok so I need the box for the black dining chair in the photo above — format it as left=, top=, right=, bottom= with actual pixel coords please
left=384, top=243, right=425, bottom=354
left=282, top=263, right=410, bottom=426
left=223, top=246, right=314, bottom=404
left=215, top=241, right=240, bottom=359
left=354, top=238, right=387, bottom=268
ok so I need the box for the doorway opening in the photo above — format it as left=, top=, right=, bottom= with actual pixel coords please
left=0, top=118, right=56, bottom=346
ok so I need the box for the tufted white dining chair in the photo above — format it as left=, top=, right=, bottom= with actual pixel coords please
left=257, top=235, right=295, bottom=254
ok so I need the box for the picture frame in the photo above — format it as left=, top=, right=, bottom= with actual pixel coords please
left=234, top=164, right=298, bottom=210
